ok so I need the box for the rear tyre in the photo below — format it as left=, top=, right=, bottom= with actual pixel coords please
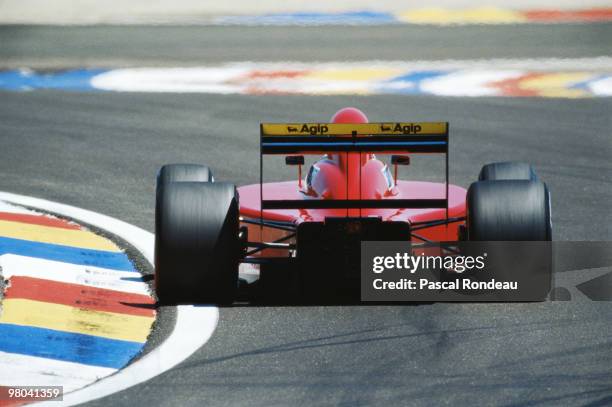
left=155, top=181, right=239, bottom=304
left=157, top=164, right=213, bottom=185
left=479, top=162, right=538, bottom=181
left=467, top=180, right=551, bottom=241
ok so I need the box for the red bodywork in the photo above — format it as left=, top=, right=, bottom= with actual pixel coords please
left=237, top=108, right=467, bottom=257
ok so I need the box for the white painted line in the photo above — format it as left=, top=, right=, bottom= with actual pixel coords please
left=0, top=200, right=40, bottom=215
left=91, top=66, right=250, bottom=93
left=0, top=192, right=219, bottom=406
left=0, top=254, right=150, bottom=295
left=0, top=351, right=116, bottom=393
left=420, top=70, right=523, bottom=96
left=588, top=75, right=612, bottom=96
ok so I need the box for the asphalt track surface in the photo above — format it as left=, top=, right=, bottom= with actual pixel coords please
left=0, top=25, right=611, bottom=406
left=1, top=24, right=612, bottom=68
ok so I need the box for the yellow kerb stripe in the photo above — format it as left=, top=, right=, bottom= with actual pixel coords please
left=304, top=67, right=404, bottom=81
left=399, top=7, right=526, bottom=25
left=518, top=72, right=593, bottom=98
left=0, top=299, right=153, bottom=343
left=0, top=219, right=120, bottom=252
left=262, top=122, right=447, bottom=136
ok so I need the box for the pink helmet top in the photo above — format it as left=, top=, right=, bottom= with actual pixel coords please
left=331, top=107, right=369, bottom=124
left=329, top=107, right=373, bottom=166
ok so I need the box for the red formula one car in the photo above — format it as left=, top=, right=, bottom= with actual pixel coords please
left=155, top=107, right=551, bottom=304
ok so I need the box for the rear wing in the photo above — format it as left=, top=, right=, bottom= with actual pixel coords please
left=258, top=122, right=450, bottom=216
left=260, top=122, right=448, bottom=154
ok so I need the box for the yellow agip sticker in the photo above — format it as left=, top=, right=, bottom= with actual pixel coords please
left=261, top=122, right=448, bottom=136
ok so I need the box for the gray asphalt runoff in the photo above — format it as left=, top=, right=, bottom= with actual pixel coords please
left=1, top=23, right=612, bottom=68
left=0, top=24, right=611, bottom=406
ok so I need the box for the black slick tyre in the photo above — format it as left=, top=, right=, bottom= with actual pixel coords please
left=467, top=180, right=551, bottom=241
left=479, top=162, right=538, bottom=181
left=157, top=164, right=213, bottom=185
left=155, top=181, right=239, bottom=304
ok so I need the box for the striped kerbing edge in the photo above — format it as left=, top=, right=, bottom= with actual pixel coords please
left=0, top=201, right=156, bottom=396
left=1, top=60, right=611, bottom=97
left=213, top=7, right=612, bottom=25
